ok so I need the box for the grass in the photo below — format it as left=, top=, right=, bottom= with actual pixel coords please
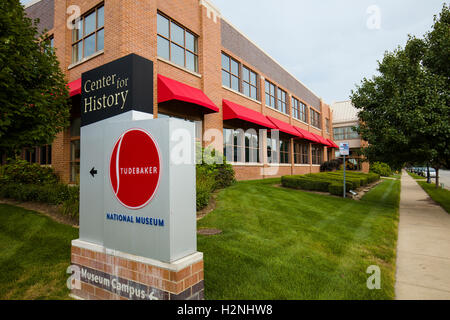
left=198, top=178, right=400, bottom=300
left=417, top=181, right=450, bottom=214
left=407, top=171, right=426, bottom=180
left=0, top=204, right=78, bottom=299
left=0, top=178, right=400, bottom=300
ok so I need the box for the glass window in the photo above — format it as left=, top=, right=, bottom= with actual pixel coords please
left=279, top=139, right=290, bottom=164
left=310, top=109, right=321, bottom=128
left=157, top=14, right=169, bottom=38
left=221, top=52, right=240, bottom=91
left=170, top=43, right=185, bottom=66
left=242, top=66, right=258, bottom=100
left=170, top=22, right=184, bottom=46
left=40, top=145, right=52, bottom=165
left=224, top=128, right=259, bottom=163
left=267, top=131, right=279, bottom=164
left=157, top=12, right=199, bottom=72
left=277, top=88, right=287, bottom=114
left=333, top=126, right=359, bottom=140
left=311, top=145, right=323, bottom=165
left=265, top=81, right=276, bottom=108
left=294, top=142, right=309, bottom=164
left=71, top=4, right=104, bottom=64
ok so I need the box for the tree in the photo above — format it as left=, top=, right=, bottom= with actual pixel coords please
left=0, top=0, right=70, bottom=156
left=351, top=4, right=450, bottom=188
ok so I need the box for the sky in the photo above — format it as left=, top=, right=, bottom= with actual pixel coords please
left=21, top=0, right=446, bottom=104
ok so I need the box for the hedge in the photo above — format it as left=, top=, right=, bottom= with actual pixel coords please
left=282, top=171, right=380, bottom=197
left=0, top=183, right=80, bottom=218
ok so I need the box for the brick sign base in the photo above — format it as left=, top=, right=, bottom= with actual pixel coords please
left=70, top=240, right=204, bottom=300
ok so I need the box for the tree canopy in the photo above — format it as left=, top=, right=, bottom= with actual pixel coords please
left=351, top=4, right=450, bottom=186
left=0, top=0, right=70, bottom=154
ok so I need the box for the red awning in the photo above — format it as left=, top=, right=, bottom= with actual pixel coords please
left=311, top=132, right=332, bottom=147
left=68, top=78, right=81, bottom=97
left=223, top=100, right=276, bottom=129
left=158, top=74, right=219, bottom=113
left=327, top=139, right=339, bottom=148
left=266, top=116, right=302, bottom=137
left=294, top=126, right=321, bottom=143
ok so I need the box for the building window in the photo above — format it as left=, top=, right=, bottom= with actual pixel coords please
left=333, top=126, right=360, bottom=140
left=242, top=66, right=258, bottom=100
left=266, top=132, right=278, bottom=164
left=292, top=97, right=307, bottom=123
left=40, top=145, right=52, bottom=165
left=310, top=108, right=321, bottom=128
left=277, top=88, right=288, bottom=114
left=221, top=53, right=240, bottom=92
left=265, top=81, right=276, bottom=109
left=71, top=4, right=104, bottom=64
left=157, top=13, right=199, bottom=72
left=294, top=142, right=309, bottom=164
left=311, top=145, right=322, bottom=165
left=279, top=139, right=290, bottom=164
left=265, top=80, right=288, bottom=115
left=25, top=147, right=38, bottom=164
left=326, top=118, right=330, bottom=133
left=224, top=128, right=260, bottom=163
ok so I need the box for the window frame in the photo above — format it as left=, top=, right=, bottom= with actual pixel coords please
left=71, top=4, right=104, bottom=64
left=310, top=108, right=321, bottom=129
left=265, top=80, right=276, bottom=109
left=157, top=12, right=199, bottom=72
left=294, top=142, right=309, bottom=164
left=242, top=65, right=258, bottom=100
left=221, top=53, right=240, bottom=92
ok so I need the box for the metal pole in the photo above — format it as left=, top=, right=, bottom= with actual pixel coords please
left=343, top=155, right=346, bottom=198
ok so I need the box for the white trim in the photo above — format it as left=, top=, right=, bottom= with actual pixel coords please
left=72, top=239, right=203, bottom=272
left=231, top=162, right=263, bottom=167
left=294, top=164, right=310, bottom=167
left=68, top=50, right=104, bottom=70
left=222, top=85, right=262, bottom=105
left=312, top=165, right=321, bottom=167
left=157, top=57, right=202, bottom=78
left=268, top=164, right=291, bottom=167
left=221, top=17, right=323, bottom=103
left=199, top=0, right=221, bottom=23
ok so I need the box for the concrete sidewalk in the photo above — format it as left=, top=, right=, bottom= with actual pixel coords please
left=395, top=170, right=450, bottom=300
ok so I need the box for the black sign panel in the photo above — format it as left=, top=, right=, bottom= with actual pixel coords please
left=81, top=54, right=154, bottom=127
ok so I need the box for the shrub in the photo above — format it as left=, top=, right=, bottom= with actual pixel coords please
left=370, top=162, right=392, bottom=177
left=195, top=148, right=236, bottom=211
left=329, top=183, right=345, bottom=196
left=196, top=166, right=216, bottom=211
left=0, top=182, right=78, bottom=207
left=0, top=159, right=59, bottom=185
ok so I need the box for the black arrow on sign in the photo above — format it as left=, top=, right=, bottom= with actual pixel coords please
left=90, top=167, right=98, bottom=178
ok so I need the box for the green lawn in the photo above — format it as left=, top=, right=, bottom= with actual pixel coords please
left=198, top=178, right=400, bottom=300
left=0, top=178, right=400, bottom=300
left=407, top=171, right=426, bottom=180
left=417, top=181, right=450, bottom=214
left=0, top=204, right=78, bottom=299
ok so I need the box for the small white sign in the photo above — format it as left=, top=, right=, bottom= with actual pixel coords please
left=339, top=143, right=350, bottom=156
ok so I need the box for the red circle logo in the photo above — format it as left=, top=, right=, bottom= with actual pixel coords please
left=109, top=128, right=161, bottom=210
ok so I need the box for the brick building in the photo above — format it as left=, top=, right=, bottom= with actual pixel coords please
left=24, top=0, right=338, bottom=184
